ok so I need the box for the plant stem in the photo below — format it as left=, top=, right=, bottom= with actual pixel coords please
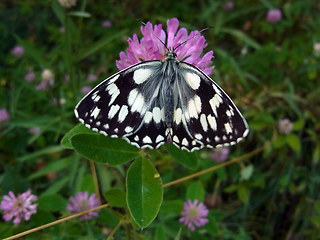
left=163, top=143, right=269, bottom=188
left=106, top=218, right=123, bottom=240
left=90, top=160, right=101, bottom=203
left=3, top=203, right=109, bottom=240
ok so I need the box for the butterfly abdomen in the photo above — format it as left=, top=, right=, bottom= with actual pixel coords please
left=164, top=84, right=174, bottom=128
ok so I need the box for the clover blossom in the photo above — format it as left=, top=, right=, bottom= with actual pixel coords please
left=278, top=118, right=293, bottom=135
left=66, top=192, right=100, bottom=220
left=0, top=190, right=38, bottom=225
left=0, top=109, right=10, bottom=123
left=116, top=18, right=214, bottom=76
left=266, top=9, right=282, bottom=23
left=11, top=46, right=25, bottom=57
left=179, top=199, right=209, bottom=231
left=210, top=147, right=230, bottom=162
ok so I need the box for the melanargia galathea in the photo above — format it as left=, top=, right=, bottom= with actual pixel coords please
left=74, top=50, right=249, bottom=152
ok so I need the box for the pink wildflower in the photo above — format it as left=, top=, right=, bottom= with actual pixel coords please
left=87, top=74, right=98, bottom=82
left=116, top=18, right=214, bottom=76
left=101, top=20, right=112, bottom=28
left=0, top=109, right=10, bottom=123
left=81, top=86, right=92, bottom=95
left=0, top=190, right=38, bottom=225
left=179, top=199, right=209, bottom=231
left=66, top=192, right=100, bottom=220
left=210, top=147, right=230, bottom=162
left=24, top=71, right=36, bottom=82
left=11, top=46, right=25, bottom=57
left=278, top=118, right=293, bottom=135
left=266, top=9, right=282, bottom=24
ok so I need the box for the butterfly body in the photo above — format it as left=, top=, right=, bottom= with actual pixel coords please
left=75, top=50, right=248, bottom=152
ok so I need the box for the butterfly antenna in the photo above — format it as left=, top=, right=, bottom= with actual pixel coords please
left=173, top=27, right=212, bottom=52
left=139, top=20, right=170, bottom=52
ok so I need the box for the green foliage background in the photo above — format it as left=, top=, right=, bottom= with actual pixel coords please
left=1, top=0, right=320, bottom=239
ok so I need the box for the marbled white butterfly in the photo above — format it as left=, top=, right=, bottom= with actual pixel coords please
left=75, top=30, right=249, bottom=152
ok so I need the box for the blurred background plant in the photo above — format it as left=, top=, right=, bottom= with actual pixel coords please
left=0, top=0, right=320, bottom=239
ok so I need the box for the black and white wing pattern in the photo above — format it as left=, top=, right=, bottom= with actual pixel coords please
left=75, top=61, right=168, bottom=149
left=170, top=62, right=249, bottom=151
left=75, top=52, right=249, bottom=152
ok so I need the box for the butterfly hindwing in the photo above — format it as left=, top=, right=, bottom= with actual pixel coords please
left=171, top=62, right=249, bottom=151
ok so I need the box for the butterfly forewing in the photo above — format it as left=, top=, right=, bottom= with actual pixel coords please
left=75, top=61, right=168, bottom=149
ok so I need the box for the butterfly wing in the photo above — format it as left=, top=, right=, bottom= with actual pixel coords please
left=171, top=62, right=249, bottom=152
left=74, top=61, right=167, bottom=149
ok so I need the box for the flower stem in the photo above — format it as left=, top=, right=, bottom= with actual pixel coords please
left=3, top=203, right=109, bottom=240
left=89, top=160, right=101, bottom=203
left=106, top=218, right=123, bottom=240
left=163, top=142, right=269, bottom=188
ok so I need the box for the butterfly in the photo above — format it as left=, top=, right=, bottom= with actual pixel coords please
left=75, top=41, right=248, bottom=152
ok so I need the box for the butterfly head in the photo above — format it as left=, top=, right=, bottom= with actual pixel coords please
left=165, top=49, right=177, bottom=60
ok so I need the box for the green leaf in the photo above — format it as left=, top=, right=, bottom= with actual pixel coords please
left=38, top=194, right=68, bottom=211
left=31, top=209, right=55, bottom=226
left=18, top=145, right=65, bottom=162
left=68, top=11, right=91, bottom=18
left=105, top=188, right=127, bottom=207
left=71, top=133, right=139, bottom=165
left=126, top=158, right=163, bottom=228
left=221, top=28, right=261, bottom=50
left=273, top=135, right=287, bottom=149
left=15, top=36, right=48, bottom=66
left=160, top=200, right=183, bottom=214
left=237, top=184, right=249, bottom=204
left=155, top=225, right=166, bottom=240
left=28, top=157, right=73, bottom=180
left=204, top=215, right=219, bottom=235
left=97, top=209, right=119, bottom=227
left=240, top=165, right=254, bottom=181
left=42, top=177, right=69, bottom=196
left=80, top=174, right=96, bottom=193
left=286, top=134, right=301, bottom=152
left=174, top=228, right=182, bottom=240
left=0, top=223, right=13, bottom=239
left=78, top=30, right=127, bottom=60
left=312, top=144, right=320, bottom=164
left=215, top=48, right=246, bottom=85
left=165, top=144, right=198, bottom=169
left=61, top=124, right=94, bottom=149
left=186, top=181, right=205, bottom=202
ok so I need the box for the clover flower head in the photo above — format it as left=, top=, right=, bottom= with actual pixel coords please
left=0, top=190, right=38, bottom=225
left=179, top=199, right=209, bottom=231
left=0, top=108, right=10, bottom=123
left=278, top=118, right=293, bottom=135
left=87, top=74, right=98, bottom=82
left=66, top=192, right=100, bottom=220
left=223, top=1, right=234, bottom=11
left=24, top=71, right=36, bottom=82
left=11, top=46, right=25, bottom=57
left=101, top=20, right=112, bottom=28
left=267, top=9, right=282, bottom=23
left=116, top=18, right=214, bottom=76
left=210, top=147, right=230, bottom=162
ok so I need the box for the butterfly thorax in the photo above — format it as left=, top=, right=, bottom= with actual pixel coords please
left=165, top=50, right=178, bottom=61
